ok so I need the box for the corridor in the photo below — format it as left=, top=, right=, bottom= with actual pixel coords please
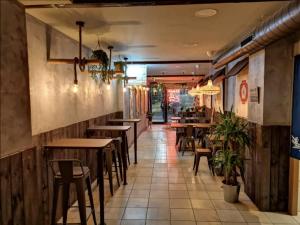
left=95, top=126, right=300, bottom=225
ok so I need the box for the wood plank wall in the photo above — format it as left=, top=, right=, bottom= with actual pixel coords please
left=0, top=111, right=124, bottom=225
left=245, top=123, right=290, bottom=211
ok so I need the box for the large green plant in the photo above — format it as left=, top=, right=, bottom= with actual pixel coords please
left=212, top=109, right=250, bottom=185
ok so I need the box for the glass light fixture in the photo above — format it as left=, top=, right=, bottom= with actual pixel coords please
left=123, top=87, right=127, bottom=92
left=72, top=83, right=79, bottom=93
left=199, top=79, right=220, bottom=95
left=106, top=83, right=111, bottom=90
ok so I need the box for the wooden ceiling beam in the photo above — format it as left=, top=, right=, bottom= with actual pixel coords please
left=24, top=0, right=289, bottom=8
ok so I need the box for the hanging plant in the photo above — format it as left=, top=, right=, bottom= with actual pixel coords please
left=114, top=61, right=126, bottom=76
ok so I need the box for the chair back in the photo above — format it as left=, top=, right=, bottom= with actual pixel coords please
left=186, top=125, right=193, bottom=137
left=49, top=159, right=84, bottom=183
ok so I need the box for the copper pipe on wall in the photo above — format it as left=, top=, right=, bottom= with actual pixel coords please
left=213, top=0, right=300, bottom=69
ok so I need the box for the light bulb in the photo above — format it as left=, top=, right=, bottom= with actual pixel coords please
left=123, top=87, right=127, bottom=93
left=72, top=83, right=79, bottom=93
left=106, top=84, right=111, bottom=90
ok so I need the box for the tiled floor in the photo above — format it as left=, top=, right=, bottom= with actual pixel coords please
left=86, top=125, right=300, bottom=225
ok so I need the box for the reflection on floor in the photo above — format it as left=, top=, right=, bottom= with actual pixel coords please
left=71, top=125, right=300, bottom=225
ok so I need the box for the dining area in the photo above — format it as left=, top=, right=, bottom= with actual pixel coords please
left=2, top=1, right=300, bottom=225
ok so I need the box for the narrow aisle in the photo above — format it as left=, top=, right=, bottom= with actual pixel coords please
left=98, top=125, right=300, bottom=225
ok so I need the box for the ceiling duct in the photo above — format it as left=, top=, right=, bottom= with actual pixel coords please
left=213, top=0, right=300, bottom=69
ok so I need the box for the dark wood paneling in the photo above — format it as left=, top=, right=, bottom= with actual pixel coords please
left=0, top=111, right=128, bottom=225
left=245, top=123, right=290, bottom=211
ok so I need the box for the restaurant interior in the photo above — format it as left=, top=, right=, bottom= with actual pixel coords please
left=1, top=0, right=300, bottom=225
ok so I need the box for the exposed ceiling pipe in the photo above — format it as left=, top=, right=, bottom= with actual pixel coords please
left=213, top=0, right=300, bottom=69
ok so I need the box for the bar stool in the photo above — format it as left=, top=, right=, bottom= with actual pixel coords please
left=104, top=142, right=122, bottom=196
left=49, top=159, right=97, bottom=225
left=193, top=148, right=214, bottom=176
left=181, top=125, right=195, bottom=156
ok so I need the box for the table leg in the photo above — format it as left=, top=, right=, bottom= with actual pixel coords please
left=121, top=132, right=128, bottom=185
left=134, top=123, right=137, bottom=164
left=97, top=149, right=106, bottom=225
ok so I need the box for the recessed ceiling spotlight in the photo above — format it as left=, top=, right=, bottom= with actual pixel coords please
left=195, top=64, right=199, bottom=69
left=195, top=9, right=217, bottom=18
left=206, top=50, right=215, bottom=58
left=183, top=43, right=199, bottom=48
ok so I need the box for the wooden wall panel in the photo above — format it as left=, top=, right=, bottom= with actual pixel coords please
left=0, top=157, right=12, bottom=225
left=11, top=153, right=25, bottom=225
left=0, top=111, right=139, bottom=225
left=245, top=123, right=290, bottom=211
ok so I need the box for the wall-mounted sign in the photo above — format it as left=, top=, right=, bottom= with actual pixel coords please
left=239, top=80, right=248, bottom=104
left=291, top=55, right=300, bottom=160
left=249, top=87, right=260, bottom=103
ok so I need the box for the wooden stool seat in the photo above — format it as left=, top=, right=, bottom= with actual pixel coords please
left=49, top=160, right=97, bottom=225
left=193, top=148, right=214, bottom=176
left=195, top=148, right=211, bottom=154
left=55, top=166, right=89, bottom=178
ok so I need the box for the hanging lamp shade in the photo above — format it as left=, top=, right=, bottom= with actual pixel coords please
left=188, top=85, right=201, bottom=96
left=199, top=79, right=220, bottom=95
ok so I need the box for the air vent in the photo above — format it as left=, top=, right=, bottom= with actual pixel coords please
left=240, top=34, right=254, bottom=47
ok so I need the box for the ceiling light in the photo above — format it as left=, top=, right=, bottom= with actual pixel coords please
left=195, top=64, right=199, bottom=69
left=183, top=43, right=199, bottom=48
left=195, top=9, right=217, bottom=18
left=206, top=50, right=215, bottom=58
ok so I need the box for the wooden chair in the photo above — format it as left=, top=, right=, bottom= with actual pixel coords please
left=49, top=159, right=97, bottom=225
left=193, top=148, right=214, bottom=176
left=181, top=125, right=195, bottom=156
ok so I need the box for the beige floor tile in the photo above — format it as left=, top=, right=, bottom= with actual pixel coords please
left=105, top=220, right=121, bottom=225
left=105, top=207, right=125, bottom=220
left=234, top=200, right=259, bottom=211
left=170, top=199, right=192, bottom=208
left=193, top=209, right=220, bottom=222
left=147, top=208, right=171, bottom=220
left=240, top=211, right=272, bottom=223
left=148, top=198, right=170, bottom=208
left=152, top=177, right=169, bottom=184
left=123, top=208, right=147, bottom=220
left=106, top=197, right=128, bottom=208
left=212, top=200, right=237, bottom=210
left=121, top=220, right=145, bottom=225
left=151, top=183, right=169, bottom=190
left=169, top=184, right=187, bottom=191
left=150, top=190, right=170, bottom=198
left=127, top=198, right=149, bottom=208
left=264, top=212, right=298, bottom=224
left=169, top=190, right=190, bottom=199
left=172, top=221, right=196, bottom=225
left=133, top=184, right=151, bottom=190
left=170, top=209, right=195, bottom=221
left=188, top=191, right=210, bottom=199
left=217, top=210, right=245, bottom=222
left=130, top=190, right=150, bottom=198
left=208, top=192, right=224, bottom=200
left=191, top=199, right=214, bottom=209
left=196, top=222, right=221, bottom=225
left=146, top=220, right=170, bottom=225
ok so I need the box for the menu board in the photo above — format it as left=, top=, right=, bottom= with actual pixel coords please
left=291, top=55, right=300, bottom=160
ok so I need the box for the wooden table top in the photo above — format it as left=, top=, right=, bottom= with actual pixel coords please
left=87, top=125, right=131, bottom=131
left=170, top=123, right=214, bottom=128
left=44, top=138, right=113, bottom=149
left=109, top=118, right=141, bottom=123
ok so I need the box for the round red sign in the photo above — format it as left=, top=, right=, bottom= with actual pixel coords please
left=239, top=80, right=248, bottom=104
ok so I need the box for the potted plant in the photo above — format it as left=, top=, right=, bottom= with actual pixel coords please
left=90, top=49, right=109, bottom=82
left=212, top=109, right=250, bottom=203
left=114, top=61, right=126, bottom=76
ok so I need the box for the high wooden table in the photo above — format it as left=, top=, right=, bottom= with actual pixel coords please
left=87, top=125, right=131, bottom=185
left=44, top=138, right=112, bottom=225
left=108, top=119, right=141, bottom=164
